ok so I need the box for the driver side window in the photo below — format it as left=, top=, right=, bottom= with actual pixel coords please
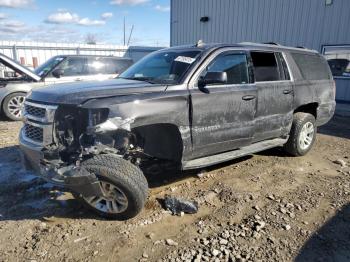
left=202, top=53, right=249, bottom=85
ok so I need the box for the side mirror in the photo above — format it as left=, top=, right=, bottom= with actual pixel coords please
left=52, top=68, right=64, bottom=78
left=198, top=71, right=227, bottom=88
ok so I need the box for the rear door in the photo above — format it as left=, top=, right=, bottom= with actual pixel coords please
left=249, top=51, right=294, bottom=142
left=189, top=50, right=257, bottom=159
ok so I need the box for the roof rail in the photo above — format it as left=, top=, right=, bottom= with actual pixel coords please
left=263, top=42, right=280, bottom=45
left=296, top=46, right=307, bottom=49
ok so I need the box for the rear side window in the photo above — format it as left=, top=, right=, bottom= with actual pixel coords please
left=204, top=53, right=249, bottom=85
left=291, top=53, right=331, bottom=80
left=87, top=57, right=132, bottom=75
left=106, top=58, right=132, bottom=74
left=251, top=52, right=282, bottom=82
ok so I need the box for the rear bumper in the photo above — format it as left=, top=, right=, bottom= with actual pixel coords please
left=19, top=129, right=103, bottom=196
left=316, top=101, right=336, bottom=126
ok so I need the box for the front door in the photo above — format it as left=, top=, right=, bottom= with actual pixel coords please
left=44, top=56, right=89, bottom=85
left=189, top=50, right=257, bottom=159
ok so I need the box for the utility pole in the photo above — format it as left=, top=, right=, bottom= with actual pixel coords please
left=123, top=17, right=126, bottom=46
left=127, top=25, right=134, bottom=46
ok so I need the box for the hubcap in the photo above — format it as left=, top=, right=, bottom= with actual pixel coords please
left=7, top=95, right=25, bottom=119
left=84, top=181, right=128, bottom=214
left=299, top=122, right=314, bottom=150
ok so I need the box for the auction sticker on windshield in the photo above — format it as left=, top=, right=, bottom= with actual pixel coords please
left=175, top=56, right=196, bottom=64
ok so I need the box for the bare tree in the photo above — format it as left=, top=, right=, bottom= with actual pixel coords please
left=85, top=33, right=97, bottom=45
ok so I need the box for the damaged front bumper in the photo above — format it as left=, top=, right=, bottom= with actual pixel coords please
left=19, top=133, right=103, bottom=197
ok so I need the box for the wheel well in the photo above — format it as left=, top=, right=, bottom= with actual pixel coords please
left=294, top=103, right=318, bottom=119
left=132, top=123, right=183, bottom=162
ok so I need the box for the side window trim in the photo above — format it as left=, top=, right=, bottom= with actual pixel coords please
left=281, top=52, right=294, bottom=81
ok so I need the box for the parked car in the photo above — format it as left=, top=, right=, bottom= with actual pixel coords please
left=20, top=42, right=335, bottom=220
left=0, top=54, right=133, bottom=120
left=327, top=58, right=350, bottom=77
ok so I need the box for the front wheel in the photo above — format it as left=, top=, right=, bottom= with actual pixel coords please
left=284, top=112, right=317, bottom=156
left=3, top=92, right=26, bottom=121
left=75, top=155, right=148, bottom=220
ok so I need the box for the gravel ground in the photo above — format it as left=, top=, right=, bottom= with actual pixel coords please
left=0, top=115, right=349, bottom=262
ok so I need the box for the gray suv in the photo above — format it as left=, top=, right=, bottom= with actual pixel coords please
left=0, top=54, right=133, bottom=120
left=19, top=42, right=336, bottom=220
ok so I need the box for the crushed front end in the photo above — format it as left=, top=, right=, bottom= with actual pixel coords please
left=19, top=100, right=126, bottom=197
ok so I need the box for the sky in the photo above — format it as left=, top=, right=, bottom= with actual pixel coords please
left=0, top=0, right=170, bottom=46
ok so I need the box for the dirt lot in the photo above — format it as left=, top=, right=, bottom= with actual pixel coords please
left=0, top=115, right=349, bottom=262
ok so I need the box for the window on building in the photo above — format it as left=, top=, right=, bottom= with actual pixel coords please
left=292, top=53, right=331, bottom=80
left=323, top=45, right=350, bottom=78
left=250, top=52, right=281, bottom=82
left=203, top=53, right=249, bottom=85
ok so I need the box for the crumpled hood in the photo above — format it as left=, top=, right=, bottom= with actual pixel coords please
left=27, top=78, right=167, bottom=104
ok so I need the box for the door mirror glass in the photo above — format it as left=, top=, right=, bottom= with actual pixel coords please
left=52, top=68, right=64, bottom=78
left=198, top=71, right=227, bottom=87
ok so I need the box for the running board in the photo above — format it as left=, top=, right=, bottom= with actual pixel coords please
left=182, top=138, right=287, bottom=170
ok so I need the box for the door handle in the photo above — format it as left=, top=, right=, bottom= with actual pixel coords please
left=283, top=89, right=293, bottom=94
left=75, top=78, right=82, bottom=81
left=242, top=95, right=256, bottom=101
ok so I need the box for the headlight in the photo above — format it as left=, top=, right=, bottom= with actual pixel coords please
left=94, top=117, right=134, bottom=133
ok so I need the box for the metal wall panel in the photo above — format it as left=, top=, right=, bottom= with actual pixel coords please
left=171, top=0, right=350, bottom=102
left=171, top=0, right=350, bottom=51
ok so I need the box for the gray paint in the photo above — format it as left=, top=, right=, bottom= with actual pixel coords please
left=171, top=0, right=350, bottom=102
left=335, top=78, right=350, bottom=102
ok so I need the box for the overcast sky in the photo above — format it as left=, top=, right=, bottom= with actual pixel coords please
left=0, top=0, right=170, bottom=46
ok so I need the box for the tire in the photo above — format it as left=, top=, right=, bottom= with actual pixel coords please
left=284, top=112, right=317, bottom=156
left=75, top=155, right=148, bottom=220
left=2, top=92, right=26, bottom=121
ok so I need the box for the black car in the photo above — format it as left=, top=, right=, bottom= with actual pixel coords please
left=20, top=42, right=336, bottom=220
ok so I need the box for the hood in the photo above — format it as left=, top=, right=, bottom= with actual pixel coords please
left=0, top=53, right=41, bottom=82
left=27, top=78, right=167, bottom=104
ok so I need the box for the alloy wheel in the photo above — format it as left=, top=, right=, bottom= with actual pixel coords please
left=84, top=181, right=129, bottom=214
left=7, top=95, right=25, bottom=119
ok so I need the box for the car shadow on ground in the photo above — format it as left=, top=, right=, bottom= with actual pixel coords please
left=295, top=203, right=350, bottom=262
left=0, top=144, right=253, bottom=221
left=318, top=115, right=350, bottom=140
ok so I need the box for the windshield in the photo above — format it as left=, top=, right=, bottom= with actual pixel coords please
left=34, top=56, right=65, bottom=77
left=119, top=50, right=202, bottom=84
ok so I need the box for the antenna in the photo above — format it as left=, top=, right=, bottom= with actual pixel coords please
left=127, top=25, right=134, bottom=46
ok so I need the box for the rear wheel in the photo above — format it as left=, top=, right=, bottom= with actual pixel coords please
left=75, top=155, right=148, bottom=220
left=284, top=112, right=317, bottom=156
left=3, top=92, right=26, bottom=121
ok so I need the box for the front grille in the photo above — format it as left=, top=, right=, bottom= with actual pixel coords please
left=24, top=123, right=43, bottom=143
left=22, top=101, right=57, bottom=146
left=25, top=104, right=46, bottom=118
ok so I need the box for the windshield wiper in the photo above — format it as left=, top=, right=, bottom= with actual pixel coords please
left=119, top=76, right=157, bottom=84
